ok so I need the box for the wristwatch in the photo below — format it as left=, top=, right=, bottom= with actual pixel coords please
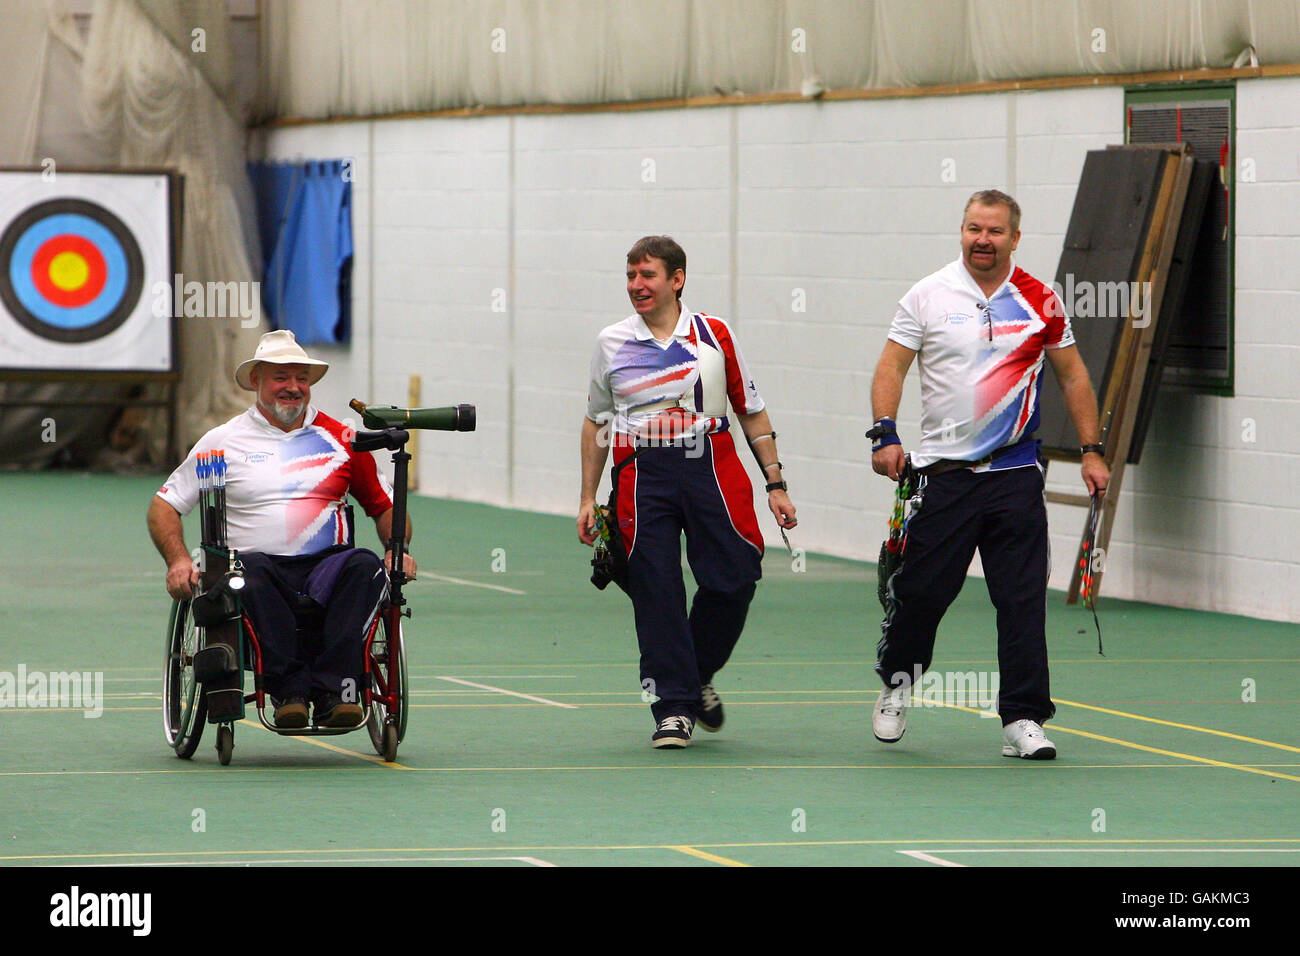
left=766, top=480, right=788, bottom=492
left=1080, top=443, right=1105, bottom=457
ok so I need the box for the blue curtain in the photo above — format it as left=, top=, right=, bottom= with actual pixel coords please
left=247, top=160, right=353, bottom=345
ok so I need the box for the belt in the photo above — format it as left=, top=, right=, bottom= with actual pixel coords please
left=635, top=398, right=686, bottom=414
left=919, top=439, right=1036, bottom=477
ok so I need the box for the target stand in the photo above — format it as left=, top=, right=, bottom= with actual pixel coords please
left=0, top=167, right=183, bottom=460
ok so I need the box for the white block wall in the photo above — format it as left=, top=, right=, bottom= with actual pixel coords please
left=262, top=78, right=1300, bottom=623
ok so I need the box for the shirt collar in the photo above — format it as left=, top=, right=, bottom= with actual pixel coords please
left=632, top=302, right=693, bottom=341
left=955, top=256, right=1017, bottom=300
left=249, top=403, right=318, bottom=433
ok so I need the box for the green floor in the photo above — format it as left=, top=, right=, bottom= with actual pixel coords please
left=1, top=472, right=1297, bottom=867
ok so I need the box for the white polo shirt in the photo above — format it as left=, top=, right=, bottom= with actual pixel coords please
left=157, top=405, right=394, bottom=556
left=888, top=257, right=1074, bottom=470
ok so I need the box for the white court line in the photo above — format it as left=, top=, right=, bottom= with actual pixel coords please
left=899, top=850, right=967, bottom=867
left=60, top=855, right=556, bottom=867
left=909, top=848, right=1300, bottom=855
left=425, top=572, right=526, bottom=595
left=436, top=676, right=578, bottom=709
left=410, top=675, right=576, bottom=680
left=900, top=847, right=1300, bottom=866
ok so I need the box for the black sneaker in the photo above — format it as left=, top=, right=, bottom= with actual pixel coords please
left=273, top=697, right=309, bottom=729
left=697, top=682, right=724, bottom=732
left=651, top=714, right=694, bottom=749
left=314, top=694, right=364, bottom=728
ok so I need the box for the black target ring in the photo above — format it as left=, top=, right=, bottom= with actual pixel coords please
left=0, top=197, right=145, bottom=344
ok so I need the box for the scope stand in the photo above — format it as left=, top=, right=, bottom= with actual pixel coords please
left=352, top=427, right=413, bottom=612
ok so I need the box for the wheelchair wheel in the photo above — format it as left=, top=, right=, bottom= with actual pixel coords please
left=367, top=608, right=408, bottom=759
left=163, top=598, right=206, bottom=758
left=215, top=724, right=233, bottom=765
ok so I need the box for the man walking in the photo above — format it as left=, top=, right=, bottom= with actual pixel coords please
left=868, top=190, right=1109, bottom=759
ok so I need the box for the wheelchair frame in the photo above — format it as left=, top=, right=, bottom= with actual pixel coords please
left=163, top=422, right=417, bottom=765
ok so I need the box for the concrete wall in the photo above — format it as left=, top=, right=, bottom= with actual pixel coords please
left=261, top=77, right=1300, bottom=622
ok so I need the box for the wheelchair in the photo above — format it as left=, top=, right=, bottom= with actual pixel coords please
left=163, top=415, right=424, bottom=765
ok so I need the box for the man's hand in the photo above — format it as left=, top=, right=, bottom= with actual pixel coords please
left=165, top=558, right=199, bottom=601
left=768, top=489, right=797, bottom=529
left=1082, top=454, right=1109, bottom=496
left=384, top=550, right=418, bottom=580
left=872, top=444, right=907, bottom=481
left=577, top=498, right=598, bottom=546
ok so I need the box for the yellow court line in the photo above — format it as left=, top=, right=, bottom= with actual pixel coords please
left=1055, top=697, right=1300, bottom=753
left=1048, top=723, right=1300, bottom=783
left=237, top=719, right=413, bottom=770
left=7, top=762, right=1300, bottom=779
left=668, top=845, right=752, bottom=867
left=5, top=836, right=1300, bottom=863
left=915, top=696, right=1300, bottom=784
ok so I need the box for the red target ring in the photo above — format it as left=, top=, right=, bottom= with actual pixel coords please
left=29, top=234, right=107, bottom=309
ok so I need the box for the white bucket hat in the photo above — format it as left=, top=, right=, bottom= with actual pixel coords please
left=235, top=330, right=330, bottom=391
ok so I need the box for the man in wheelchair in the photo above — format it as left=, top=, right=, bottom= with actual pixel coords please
left=147, top=330, right=416, bottom=729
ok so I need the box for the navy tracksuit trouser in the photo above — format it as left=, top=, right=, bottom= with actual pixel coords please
left=616, top=434, right=764, bottom=724
left=876, top=465, right=1055, bottom=725
left=238, top=546, right=387, bottom=705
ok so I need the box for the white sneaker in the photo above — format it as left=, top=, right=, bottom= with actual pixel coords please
left=1002, top=719, right=1057, bottom=759
left=872, top=687, right=907, bottom=743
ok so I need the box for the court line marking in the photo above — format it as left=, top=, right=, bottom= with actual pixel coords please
left=435, top=676, right=578, bottom=709
left=1054, top=697, right=1300, bottom=753
left=1046, top=723, right=1300, bottom=783
left=668, top=845, right=752, bottom=867
left=910, top=695, right=1300, bottom=785
left=64, top=855, right=556, bottom=867
left=424, top=572, right=526, bottom=595
left=900, top=847, right=1300, bottom=866
left=910, top=848, right=1300, bottom=854
left=899, top=850, right=966, bottom=867
left=8, top=838, right=1298, bottom=863
left=5, top=761, right=1300, bottom=779
left=238, top=719, right=413, bottom=770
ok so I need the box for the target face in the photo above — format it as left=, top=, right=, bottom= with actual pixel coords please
left=0, top=198, right=144, bottom=343
left=0, top=171, right=173, bottom=373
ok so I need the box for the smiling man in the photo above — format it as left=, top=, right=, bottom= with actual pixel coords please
left=578, top=236, right=797, bottom=749
left=147, top=330, right=414, bottom=729
left=866, top=190, right=1109, bottom=760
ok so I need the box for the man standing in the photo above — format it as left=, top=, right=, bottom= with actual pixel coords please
left=578, top=236, right=797, bottom=749
left=867, top=190, right=1109, bottom=759
left=147, top=330, right=415, bottom=728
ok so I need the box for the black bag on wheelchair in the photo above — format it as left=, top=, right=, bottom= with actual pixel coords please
left=190, top=578, right=240, bottom=627
left=191, top=578, right=245, bottom=722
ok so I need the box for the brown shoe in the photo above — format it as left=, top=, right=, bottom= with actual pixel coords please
left=314, top=695, right=364, bottom=728
left=273, top=697, right=309, bottom=729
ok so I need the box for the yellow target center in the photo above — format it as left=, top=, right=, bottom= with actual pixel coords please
left=48, top=251, right=90, bottom=292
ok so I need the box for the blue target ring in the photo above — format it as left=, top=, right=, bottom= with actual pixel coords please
left=0, top=198, right=144, bottom=344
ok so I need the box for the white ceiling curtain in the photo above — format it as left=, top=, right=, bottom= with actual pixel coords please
left=83, top=0, right=267, bottom=453
left=0, top=1, right=53, bottom=165
left=256, top=0, right=1300, bottom=122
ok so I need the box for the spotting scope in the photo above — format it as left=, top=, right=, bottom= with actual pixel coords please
left=350, top=399, right=476, bottom=432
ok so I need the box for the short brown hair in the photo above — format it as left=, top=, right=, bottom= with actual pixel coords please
left=627, top=235, right=686, bottom=299
left=964, top=189, right=1021, bottom=232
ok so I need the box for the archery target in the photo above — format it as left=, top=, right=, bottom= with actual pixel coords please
left=0, top=171, right=173, bottom=372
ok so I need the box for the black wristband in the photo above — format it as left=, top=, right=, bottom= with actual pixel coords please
left=1080, top=443, right=1105, bottom=457
left=765, top=480, right=787, bottom=492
